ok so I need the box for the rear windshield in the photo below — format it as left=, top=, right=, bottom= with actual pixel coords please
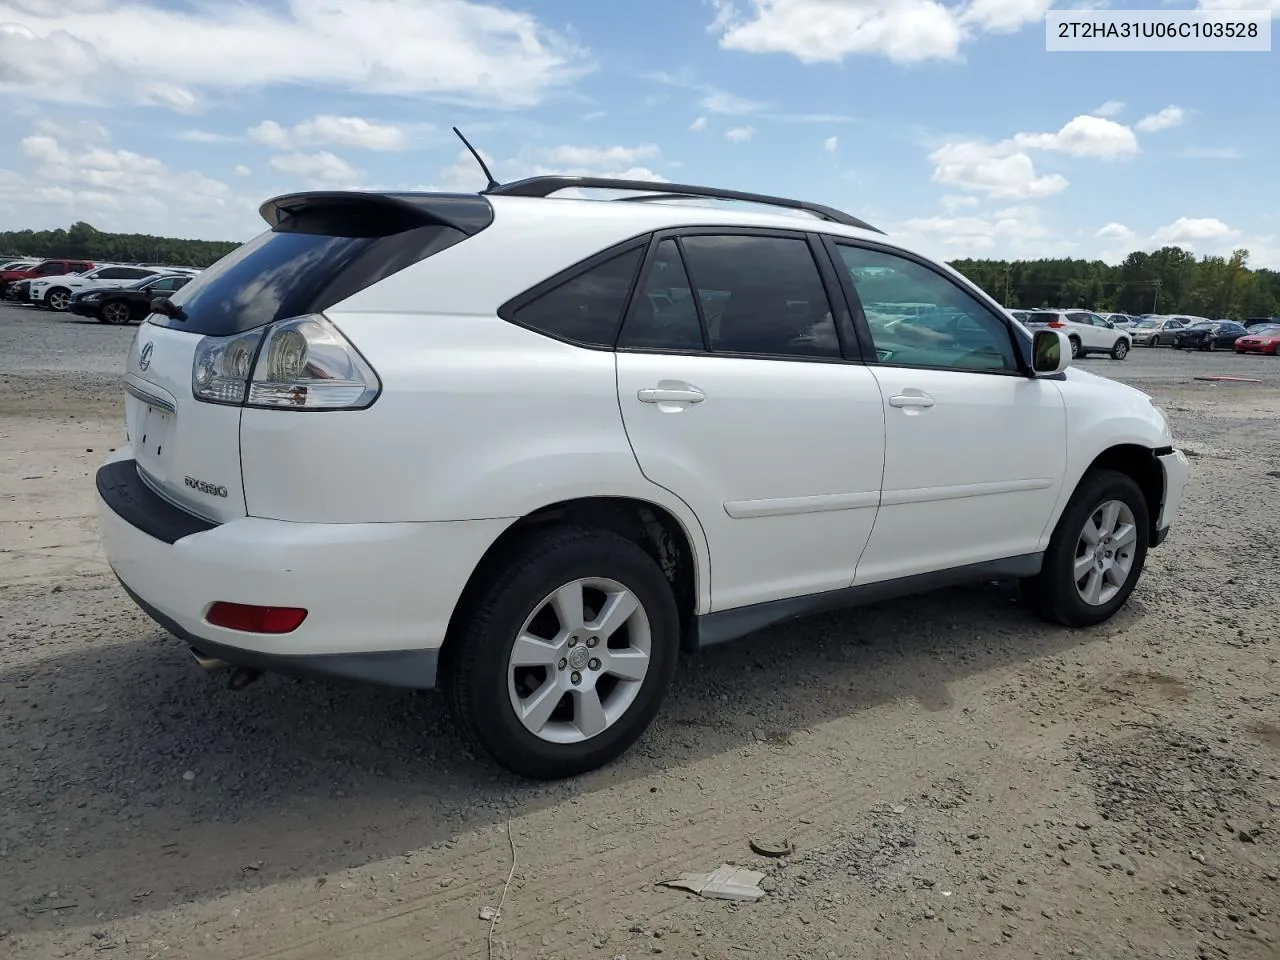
left=1025, top=312, right=1058, bottom=324
left=148, top=202, right=480, bottom=336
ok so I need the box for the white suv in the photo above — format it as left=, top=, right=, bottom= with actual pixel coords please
left=1023, top=310, right=1133, bottom=360
left=94, top=177, right=1190, bottom=778
left=32, top=264, right=162, bottom=311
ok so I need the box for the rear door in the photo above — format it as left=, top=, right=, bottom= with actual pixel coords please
left=615, top=230, right=885, bottom=612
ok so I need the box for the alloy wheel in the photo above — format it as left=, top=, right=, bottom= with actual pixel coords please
left=102, top=301, right=131, bottom=325
left=47, top=291, right=69, bottom=311
left=507, top=577, right=652, bottom=744
left=1074, top=499, right=1138, bottom=606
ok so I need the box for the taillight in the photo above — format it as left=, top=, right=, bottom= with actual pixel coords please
left=1048, top=321, right=1066, bottom=328
left=192, top=314, right=380, bottom=410
left=206, top=602, right=308, bottom=634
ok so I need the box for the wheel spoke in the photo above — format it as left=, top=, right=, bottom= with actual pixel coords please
left=572, top=688, right=608, bottom=738
left=510, top=632, right=561, bottom=668
left=1080, top=518, right=1102, bottom=546
left=1103, top=564, right=1128, bottom=588
left=604, top=648, right=649, bottom=682
left=549, top=582, right=586, bottom=633
left=1112, top=523, right=1137, bottom=549
left=1073, top=552, right=1095, bottom=582
left=519, top=677, right=564, bottom=733
left=1099, top=501, right=1121, bottom=537
left=1083, top=568, right=1104, bottom=605
left=589, top=589, right=639, bottom=641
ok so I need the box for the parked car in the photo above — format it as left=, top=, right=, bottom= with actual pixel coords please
left=1102, top=313, right=1138, bottom=330
left=0, top=258, right=95, bottom=299
left=1021, top=309, right=1132, bottom=359
left=1172, top=320, right=1248, bottom=351
left=1129, top=316, right=1186, bottom=347
left=1243, top=317, right=1280, bottom=330
left=1233, top=324, right=1280, bottom=355
left=94, top=176, right=1190, bottom=778
left=30, top=264, right=162, bottom=312
left=0, top=260, right=37, bottom=272
left=68, top=273, right=194, bottom=325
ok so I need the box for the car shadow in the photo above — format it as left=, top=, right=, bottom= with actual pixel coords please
left=1, top=578, right=1123, bottom=933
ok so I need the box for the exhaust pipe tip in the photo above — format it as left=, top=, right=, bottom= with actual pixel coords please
left=190, top=647, right=229, bottom=672
left=227, top=666, right=262, bottom=691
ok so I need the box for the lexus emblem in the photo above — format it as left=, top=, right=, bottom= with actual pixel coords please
left=139, top=342, right=153, bottom=371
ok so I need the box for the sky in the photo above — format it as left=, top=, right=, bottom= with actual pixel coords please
left=0, top=0, right=1277, bottom=267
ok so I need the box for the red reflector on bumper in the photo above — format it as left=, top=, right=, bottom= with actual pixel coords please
left=206, top=602, right=308, bottom=634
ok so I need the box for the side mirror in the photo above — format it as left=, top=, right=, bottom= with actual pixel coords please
left=1032, top=328, right=1071, bottom=375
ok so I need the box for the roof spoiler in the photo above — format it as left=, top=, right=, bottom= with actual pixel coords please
left=259, top=191, right=494, bottom=236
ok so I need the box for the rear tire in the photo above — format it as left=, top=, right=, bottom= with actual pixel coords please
left=1022, top=469, right=1149, bottom=628
left=445, top=526, right=680, bottom=779
left=1068, top=336, right=1082, bottom=359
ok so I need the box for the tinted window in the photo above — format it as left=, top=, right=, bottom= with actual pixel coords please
left=619, top=239, right=704, bottom=351
left=678, top=235, right=839, bottom=358
left=35, top=263, right=63, bottom=275
left=152, top=216, right=471, bottom=336
left=834, top=244, right=1018, bottom=373
left=509, top=247, right=643, bottom=347
left=95, top=267, right=132, bottom=280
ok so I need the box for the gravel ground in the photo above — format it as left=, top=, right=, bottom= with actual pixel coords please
left=2, top=301, right=1278, bottom=960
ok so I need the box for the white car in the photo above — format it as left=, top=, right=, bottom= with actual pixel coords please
left=1022, top=310, right=1133, bottom=360
left=31, top=264, right=162, bottom=311
left=94, top=177, right=1190, bottom=778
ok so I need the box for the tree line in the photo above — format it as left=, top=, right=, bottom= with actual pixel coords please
left=951, top=247, right=1280, bottom=319
left=4, top=222, right=1279, bottom=319
left=0, top=222, right=240, bottom=269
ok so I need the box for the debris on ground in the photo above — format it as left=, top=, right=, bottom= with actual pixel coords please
left=659, top=865, right=767, bottom=901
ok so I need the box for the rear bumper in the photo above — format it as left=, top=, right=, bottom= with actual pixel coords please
left=96, top=451, right=512, bottom=689
left=1155, top=448, right=1190, bottom=542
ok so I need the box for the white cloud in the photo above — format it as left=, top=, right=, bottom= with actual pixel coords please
left=179, top=130, right=240, bottom=144
left=1135, top=105, right=1186, bottom=134
left=542, top=143, right=660, bottom=167
left=959, top=0, right=1053, bottom=32
left=1096, top=222, right=1136, bottom=243
left=725, top=125, right=756, bottom=143
left=249, top=115, right=411, bottom=152
left=1151, top=217, right=1236, bottom=245
left=700, top=90, right=764, bottom=114
left=233, top=164, right=252, bottom=177
left=1180, top=146, right=1241, bottom=160
left=267, top=150, right=362, bottom=187
left=1, top=125, right=253, bottom=237
left=690, top=116, right=708, bottom=132
left=1197, top=0, right=1280, bottom=13
left=1092, top=100, right=1125, bottom=119
left=824, top=135, right=838, bottom=154
left=929, top=141, right=1069, bottom=200
left=0, top=0, right=590, bottom=109
left=896, top=204, right=1073, bottom=260
left=707, top=0, right=1049, bottom=63
left=940, top=194, right=979, bottom=213
left=1012, top=115, right=1139, bottom=159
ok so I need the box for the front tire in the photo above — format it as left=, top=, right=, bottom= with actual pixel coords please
left=1022, top=469, right=1149, bottom=627
left=445, top=526, right=680, bottom=779
left=1111, top=338, right=1129, bottom=360
left=46, top=288, right=71, bottom=312
left=101, top=300, right=132, bottom=325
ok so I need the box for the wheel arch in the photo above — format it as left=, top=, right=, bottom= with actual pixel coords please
left=1066, top=444, right=1165, bottom=542
left=441, top=496, right=707, bottom=677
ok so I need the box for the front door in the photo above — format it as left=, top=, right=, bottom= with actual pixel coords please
left=827, top=241, right=1067, bottom=584
left=615, top=232, right=886, bottom=612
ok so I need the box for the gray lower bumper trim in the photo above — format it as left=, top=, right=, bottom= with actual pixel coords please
left=116, top=577, right=440, bottom=690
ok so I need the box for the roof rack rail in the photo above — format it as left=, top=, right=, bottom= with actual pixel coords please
left=487, top=175, right=884, bottom=235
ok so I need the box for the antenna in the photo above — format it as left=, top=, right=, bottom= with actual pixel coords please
left=451, top=126, right=500, bottom=193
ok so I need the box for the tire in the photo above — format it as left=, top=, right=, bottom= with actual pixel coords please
left=1205, top=339, right=1215, bottom=352
left=1022, top=468, right=1149, bottom=628
left=1068, top=336, right=1082, bottom=359
left=46, top=288, right=71, bottom=312
left=445, top=526, right=680, bottom=779
left=1111, top=338, right=1129, bottom=360
left=101, top=300, right=132, bottom=325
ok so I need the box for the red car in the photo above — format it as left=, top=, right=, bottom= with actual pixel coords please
left=1234, top=324, right=1280, bottom=355
left=0, top=258, right=96, bottom=299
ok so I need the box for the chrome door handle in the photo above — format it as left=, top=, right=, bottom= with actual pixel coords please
left=888, top=394, right=935, bottom=409
left=638, top=387, right=705, bottom=404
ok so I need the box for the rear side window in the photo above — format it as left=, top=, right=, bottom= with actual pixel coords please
left=678, top=235, right=840, bottom=359
left=505, top=247, right=644, bottom=348
left=150, top=199, right=486, bottom=336
left=619, top=239, right=705, bottom=351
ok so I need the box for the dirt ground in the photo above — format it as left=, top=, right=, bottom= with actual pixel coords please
left=2, top=306, right=1278, bottom=960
